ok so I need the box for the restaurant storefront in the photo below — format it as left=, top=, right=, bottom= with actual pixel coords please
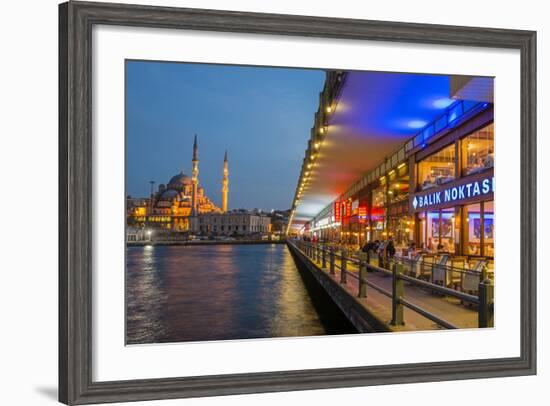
left=385, top=161, right=412, bottom=248
left=370, top=184, right=386, bottom=242
left=306, top=100, right=494, bottom=265
left=411, top=122, right=494, bottom=259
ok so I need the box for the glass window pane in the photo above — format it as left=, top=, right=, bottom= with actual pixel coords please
left=462, top=123, right=494, bottom=176
left=387, top=215, right=412, bottom=248
left=463, top=203, right=482, bottom=256
left=440, top=208, right=456, bottom=253
left=426, top=210, right=439, bottom=252
left=418, top=144, right=456, bottom=190
left=483, top=200, right=495, bottom=258
left=371, top=185, right=386, bottom=241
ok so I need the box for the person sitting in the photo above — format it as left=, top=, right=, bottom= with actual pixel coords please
left=427, top=237, right=435, bottom=252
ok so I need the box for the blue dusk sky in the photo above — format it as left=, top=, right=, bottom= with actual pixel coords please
left=126, top=60, right=325, bottom=211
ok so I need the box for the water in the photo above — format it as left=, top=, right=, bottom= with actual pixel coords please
left=126, top=243, right=355, bottom=344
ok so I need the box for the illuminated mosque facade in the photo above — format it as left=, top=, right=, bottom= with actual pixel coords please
left=127, top=135, right=229, bottom=231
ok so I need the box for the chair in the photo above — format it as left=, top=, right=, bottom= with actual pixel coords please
left=449, top=256, right=467, bottom=289
left=432, top=255, right=449, bottom=285
left=462, top=271, right=481, bottom=293
left=408, top=253, right=423, bottom=278
left=419, top=255, right=435, bottom=281
left=462, top=259, right=487, bottom=293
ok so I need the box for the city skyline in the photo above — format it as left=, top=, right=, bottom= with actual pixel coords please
left=125, top=60, right=325, bottom=211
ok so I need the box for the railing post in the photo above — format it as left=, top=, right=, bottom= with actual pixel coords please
left=329, top=248, right=335, bottom=275
left=322, top=245, right=327, bottom=268
left=340, top=249, right=347, bottom=284
left=316, top=245, right=320, bottom=263
left=391, top=262, right=404, bottom=326
left=358, top=253, right=367, bottom=298
left=478, top=277, right=494, bottom=328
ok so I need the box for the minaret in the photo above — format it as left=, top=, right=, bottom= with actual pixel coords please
left=222, top=150, right=229, bottom=213
left=191, top=134, right=199, bottom=215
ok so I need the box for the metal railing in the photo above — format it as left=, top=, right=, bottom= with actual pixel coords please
left=405, top=99, right=487, bottom=153
left=290, top=240, right=494, bottom=330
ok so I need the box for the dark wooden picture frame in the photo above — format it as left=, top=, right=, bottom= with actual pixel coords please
left=59, top=1, right=537, bottom=404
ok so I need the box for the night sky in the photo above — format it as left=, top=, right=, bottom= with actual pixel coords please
left=125, top=60, right=325, bottom=211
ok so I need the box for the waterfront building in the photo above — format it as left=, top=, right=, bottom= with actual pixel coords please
left=127, top=136, right=228, bottom=231
left=269, top=209, right=291, bottom=235
left=289, top=71, right=494, bottom=265
left=190, top=209, right=271, bottom=236
left=126, top=226, right=152, bottom=242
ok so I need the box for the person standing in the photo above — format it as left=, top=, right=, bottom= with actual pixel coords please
left=386, top=236, right=396, bottom=259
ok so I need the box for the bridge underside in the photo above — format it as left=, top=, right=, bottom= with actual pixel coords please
left=291, top=71, right=487, bottom=230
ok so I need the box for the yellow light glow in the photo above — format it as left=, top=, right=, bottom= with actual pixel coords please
left=398, top=162, right=406, bottom=169
left=314, top=142, right=320, bottom=149
left=326, top=106, right=332, bottom=113
left=388, top=169, right=396, bottom=175
left=319, top=127, right=325, bottom=134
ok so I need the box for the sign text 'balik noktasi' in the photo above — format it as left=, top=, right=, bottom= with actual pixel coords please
left=413, top=175, right=494, bottom=210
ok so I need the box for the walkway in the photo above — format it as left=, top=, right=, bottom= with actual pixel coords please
left=292, top=243, right=480, bottom=332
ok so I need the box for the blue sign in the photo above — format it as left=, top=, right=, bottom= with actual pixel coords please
left=413, top=175, right=494, bottom=210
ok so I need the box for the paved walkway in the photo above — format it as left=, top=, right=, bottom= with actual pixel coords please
left=296, top=245, right=479, bottom=332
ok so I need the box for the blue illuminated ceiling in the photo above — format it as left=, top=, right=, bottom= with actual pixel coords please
left=293, top=71, right=485, bottom=226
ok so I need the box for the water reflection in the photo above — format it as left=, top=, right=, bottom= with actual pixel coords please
left=126, top=244, right=330, bottom=344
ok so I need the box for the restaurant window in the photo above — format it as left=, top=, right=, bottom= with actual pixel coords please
left=418, top=144, right=456, bottom=190
left=439, top=208, right=456, bottom=253
left=417, top=208, right=456, bottom=253
left=388, top=176, right=409, bottom=204
left=483, top=201, right=495, bottom=257
left=462, top=123, right=494, bottom=176
left=418, top=211, right=427, bottom=249
left=387, top=215, right=412, bottom=248
left=464, top=203, right=481, bottom=256
left=463, top=201, right=494, bottom=258
left=371, top=186, right=386, bottom=241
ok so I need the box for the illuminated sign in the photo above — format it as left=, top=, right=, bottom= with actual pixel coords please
left=334, top=201, right=341, bottom=222
left=345, top=200, right=352, bottom=217
left=358, top=206, right=367, bottom=224
left=412, top=175, right=494, bottom=210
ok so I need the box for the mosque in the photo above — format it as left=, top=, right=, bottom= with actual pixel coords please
left=127, top=135, right=229, bottom=231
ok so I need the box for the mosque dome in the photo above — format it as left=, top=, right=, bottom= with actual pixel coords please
left=167, top=171, right=192, bottom=188
left=158, top=189, right=179, bottom=201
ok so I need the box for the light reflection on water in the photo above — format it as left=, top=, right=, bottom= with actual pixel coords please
left=126, top=244, right=327, bottom=344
